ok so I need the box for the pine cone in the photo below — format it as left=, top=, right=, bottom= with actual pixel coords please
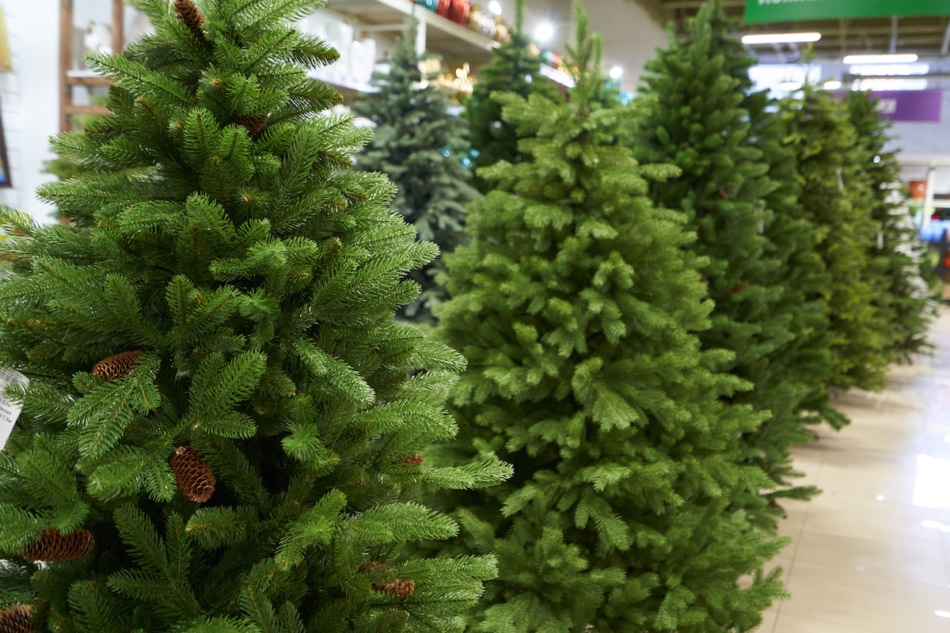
left=373, top=579, right=415, bottom=599
left=392, top=454, right=423, bottom=466
left=91, top=350, right=143, bottom=381
left=726, top=282, right=749, bottom=297
left=0, top=604, right=33, bottom=633
left=236, top=114, right=269, bottom=138
left=20, top=529, right=94, bottom=561
left=359, top=560, right=390, bottom=574
left=174, top=0, right=210, bottom=46
left=171, top=446, right=216, bottom=503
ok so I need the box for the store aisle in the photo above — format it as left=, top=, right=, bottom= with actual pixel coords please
left=757, top=307, right=950, bottom=633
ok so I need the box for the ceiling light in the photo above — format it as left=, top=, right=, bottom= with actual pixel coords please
left=778, top=82, right=802, bottom=90
left=741, top=32, right=821, bottom=45
left=936, top=611, right=950, bottom=619
left=854, top=77, right=928, bottom=91
left=609, top=66, right=623, bottom=80
left=843, top=53, right=919, bottom=64
left=534, top=22, right=554, bottom=44
left=823, top=80, right=842, bottom=90
left=850, top=63, right=929, bottom=76
left=488, top=0, right=502, bottom=16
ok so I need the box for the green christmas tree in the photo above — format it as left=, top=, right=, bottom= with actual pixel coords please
left=353, top=21, right=477, bottom=326
left=0, top=1, right=510, bottom=632
left=464, top=0, right=561, bottom=193
left=781, top=82, right=891, bottom=392
left=632, top=0, right=825, bottom=525
left=431, top=7, right=785, bottom=631
left=845, top=90, right=935, bottom=362
left=715, top=38, right=841, bottom=433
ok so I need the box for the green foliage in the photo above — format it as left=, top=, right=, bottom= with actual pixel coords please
left=353, top=21, right=477, bottom=325
left=632, top=0, right=827, bottom=527
left=0, top=1, right=510, bottom=631
left=781, top=84, right=891, bottom=392
left=464, top=0, right=562, bottom=193
left=431, top=6, right=786, bottom=631
left=845, top=90, right=936, bottom=362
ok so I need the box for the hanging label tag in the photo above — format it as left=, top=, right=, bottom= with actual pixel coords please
left=0, top=368, right=29, bottom=450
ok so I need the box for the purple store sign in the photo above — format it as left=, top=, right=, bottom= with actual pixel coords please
left=870, top=91, right=942, bottom=123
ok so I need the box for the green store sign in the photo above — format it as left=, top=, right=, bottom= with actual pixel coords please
left=745, top=0, right=950, bottom=23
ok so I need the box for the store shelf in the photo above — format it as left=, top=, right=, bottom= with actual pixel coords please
left=325, top=0, right=499, bottom=58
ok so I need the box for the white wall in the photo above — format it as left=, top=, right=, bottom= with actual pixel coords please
left=520, top=0, right=666, bottom=90
left=584, top=0, right=667, bottom=89
left=0, top=0, right=60, bottom=224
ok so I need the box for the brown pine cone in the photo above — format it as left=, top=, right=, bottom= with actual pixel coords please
left=91, top=350, right=143, bottom=381
left=359, top=561, right=390, bottom=574
left=20, top=529, right=94, bottom=562
left=236, top=114, right=269, bottom=138
left=373, top=579, right=415, bottom=599
left=0, top=604, right=33, bottom=633
left=174, top=0, right=209, bottom=46
left=171, top=446, right=216, bottom=503
left=392, top=454, right=423, bottom=466
left=725, top=282, right=749, bottom=297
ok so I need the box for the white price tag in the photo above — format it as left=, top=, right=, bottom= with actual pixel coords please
left=0, top=368, right=29, bottom=450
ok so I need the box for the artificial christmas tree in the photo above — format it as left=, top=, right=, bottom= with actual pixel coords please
left=0, top=1, right=509, bottom=632
left=464, top=0, right=561, bottom=192
left=845, top=90, right=935, bottom=362
left=632, top=0, right=826, bottom=525
left=781, top=83, right=891, bottom=392
left=353, top=21, right=477, bottom=325
left=432, top=7, right=786, bottom=631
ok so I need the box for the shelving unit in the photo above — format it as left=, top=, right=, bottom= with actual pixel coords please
left=325, top=0, right=498, bottom=61
left=322, top=0, right=574, bottom=93
left=59, top=0, right=125, bottom=132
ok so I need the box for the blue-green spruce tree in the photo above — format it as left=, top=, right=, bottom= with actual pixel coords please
left=0, top=1, right=509, bottom=632
left=464, top=0, right=561, bottom=193
left=353, top=21, right=477, bottom=325
left=431, top=7, right=786, bottom=632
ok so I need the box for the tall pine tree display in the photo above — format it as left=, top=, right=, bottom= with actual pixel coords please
left=717, top=36, right=842, bottom=432
left=781, top=83, right=891, bottom=392
left=353, top=21, right=477, bottom=325
left=432, top=7, right=785, bottom=631
left=464, top=0, right=560, bottom=193
left=632, top=0, right=823, bottom=524
left=0, top=1, right=510, bottom=632
left=845, top=90, right=935, bottom=362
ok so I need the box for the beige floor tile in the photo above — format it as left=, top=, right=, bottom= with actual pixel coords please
left=773, top=612, right=887, bottom=633
left=792, top=528, right=950, bottom=585
left=781, top=559, right=950, bottom=633
left=753, top=608, right=778, bottom=632
left=808, top=452, right=920, bottom=501
left=796, top=490, right=943, bottom=543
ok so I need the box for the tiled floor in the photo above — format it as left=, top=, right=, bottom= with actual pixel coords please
left=757, top=307, right=950, bottom=633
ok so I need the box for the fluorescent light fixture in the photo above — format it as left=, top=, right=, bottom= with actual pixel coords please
left=609, top=66, right=623, bottom=80
left=854, top=77, right=928, bottom=91
left=488, top=0, right=502, bottom=16
left=936, top=611, right=950, bottom=619
left=822, top=80, right=842, bottom=90
left=843, top=53, right=918, bottom=64
left=850, top=63, right=929, bottom=76
left=534, top=22, right=554, bottom=44
left=741, top=32, right=821, bottom=45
